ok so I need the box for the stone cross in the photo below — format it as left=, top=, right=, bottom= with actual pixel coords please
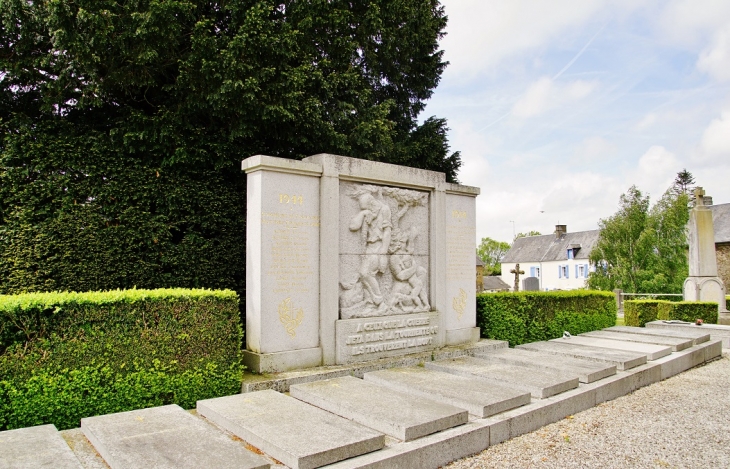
left=694, top=187, right=705, bottom=206
left=511, top=263, right=525, bottom=292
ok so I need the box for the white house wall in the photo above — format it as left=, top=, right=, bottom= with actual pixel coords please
left=501, top=260, right=593, bottom=291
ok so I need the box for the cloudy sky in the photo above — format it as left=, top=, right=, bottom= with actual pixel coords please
left=424, top=0, right=730, bottom=244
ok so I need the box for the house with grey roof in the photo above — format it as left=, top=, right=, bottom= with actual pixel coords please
left=711, top=203, right=730, bottom=290
left=500, top=225, right=600, bottom=291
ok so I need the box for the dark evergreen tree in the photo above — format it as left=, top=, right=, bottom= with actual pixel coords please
left=0, top=0, right=460, bottom=294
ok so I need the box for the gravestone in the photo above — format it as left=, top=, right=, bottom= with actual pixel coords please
left=522, top=276, right=539, bottom=291
left=683, top=187, right=729, bottom=324
left=242, top=154, right=480, bottom=372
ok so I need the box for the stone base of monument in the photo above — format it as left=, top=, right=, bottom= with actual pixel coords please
left=3, top=329, right=724, bottom=469
left=719, top=311, right=730, bottom=326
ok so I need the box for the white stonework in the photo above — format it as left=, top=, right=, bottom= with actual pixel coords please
left=242, top=153, right=479, bottom=372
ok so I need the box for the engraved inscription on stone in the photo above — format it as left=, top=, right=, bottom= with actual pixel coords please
left=336, top=312, right=440, bottom=363
left=263, top=211, right=320, bottom=295
left=339, top=183, right=430, bottom=319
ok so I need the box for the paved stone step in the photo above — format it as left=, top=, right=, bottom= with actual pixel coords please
left=646, top=320, right=730, bottom=349
left=549, top=336, right=672, bottom=360
left=425, top=357, right=579, bottom=398
left=290, top=376, right=468, bottom=442
left=473, top=347, right=616, bottom=383
left=81, top=404, right=270, bottom=469
left=580, top=330, right=693, bottom=351
left=516, top=341, right=647, bottom=370
left=606, top=325, right=710, bottom=345
left=363, top=367, right=531, bottom=418
left=197, top=390, right=384, bottom=469
left=0, top=424, right=83, bottom=469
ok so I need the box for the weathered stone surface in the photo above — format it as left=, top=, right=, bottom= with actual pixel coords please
left=516, top=341, right=647, bottom=370
left=579, top=330, right=693, bottom=351
left=549, top=336, right=671, bottom=360
left=426, top=357, right=579, bottom=398
left=363, top=367, right=531, bottom=417
left=474, top=347, right=616, bottom=383
left=0, top=424, right=82, bottom=469
left=646, top=320, right=730, bottom=349
left=606, top=325, right=710, bottom=345
left=335, top=311, right=442, bottom=364
left=81, top=405, right=269, bottom=469
left=290, top=376, right=468, bottom=441
left=198, top=390, right=383, bottom=469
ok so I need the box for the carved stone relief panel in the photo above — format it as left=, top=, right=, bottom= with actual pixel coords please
left=339, top=182, right=430, bottom=318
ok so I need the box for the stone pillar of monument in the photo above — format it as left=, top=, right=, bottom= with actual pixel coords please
left=683, top=187, right=730, bottom=324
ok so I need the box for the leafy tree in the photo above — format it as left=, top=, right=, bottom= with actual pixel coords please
left=515, top=230, right=542, bottom=239
left=673, top=169, right=695, bottom=196
left=0, top=1, right=459, bottom=295
left=587, top=186, right=689, bottom=293
left=477, top=237, right=511, bottom=275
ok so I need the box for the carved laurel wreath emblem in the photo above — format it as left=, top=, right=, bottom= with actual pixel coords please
left=278, top=297, right=304, bottom=338
left=452, top=288, right=467, bottom=319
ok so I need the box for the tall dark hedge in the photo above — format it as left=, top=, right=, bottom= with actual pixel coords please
left=0, top=0, right=459, bottom=295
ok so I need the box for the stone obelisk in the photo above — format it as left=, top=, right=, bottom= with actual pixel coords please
left=683, top=187, right=730, bottom=324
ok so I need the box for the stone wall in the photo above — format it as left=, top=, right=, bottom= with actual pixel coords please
left=717, top=243, right=730, bottom=290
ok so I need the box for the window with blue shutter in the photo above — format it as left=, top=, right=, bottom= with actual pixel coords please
left=530, top=267, right=535, bottom=277
left=558, top=265, right=562, bottom=278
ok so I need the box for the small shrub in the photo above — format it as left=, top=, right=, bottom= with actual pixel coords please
left=624, top=300, right=661, bottom=327
left=477, top=291, right=616, bottom=346
left=657, top=301, right=718, bottom=324
left=0, top=288, right=243, bottom=430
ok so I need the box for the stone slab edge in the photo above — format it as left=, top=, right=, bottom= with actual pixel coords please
left=646, top=321, right=730, bottom=349
left=321, top=342, right=715, bottom=469
left=242, top=340, right=508, bottom=393
left=0, top=424, right=83, bottom=469
left=445, top=327, right=480, bottom=345
left=242, top=347, right=323, bottom=374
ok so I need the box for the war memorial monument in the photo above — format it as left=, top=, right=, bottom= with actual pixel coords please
left=241, top=153, right=480, bottom=372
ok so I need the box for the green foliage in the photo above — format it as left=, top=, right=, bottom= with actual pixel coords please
left=0, top=289, right=243, bottom=430
left=657, top=301, right=718, bottom=324
left=514, top=231, right=542, bottom=239
left=673, top=169, right=695, bottom=196
left=624, top=299, right=718, bottom=326
left=588, top=186, right=690, bottom=294
left=0, top=0, right=460, bottom=297
left=476, top=291, right=616, bottom=347
left=476, top=237, right=510, bottom=276
left=624, top=300, right=661, bottom=327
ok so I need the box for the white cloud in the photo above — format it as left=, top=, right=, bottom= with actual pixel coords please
left=697, top=25, right=730, bottom=82
left=634, top=145, right=681, bottom=197
left=634, top=113, right=657, bottom=130
left=439, top=0, right=614, bottom=81
left=512, top=77, right=598, bottom=118
left=698, top=111, right=730, bottom=162
left=572, top=136, right=617, bottom=163
left=658, top=0, right=730, bottom=46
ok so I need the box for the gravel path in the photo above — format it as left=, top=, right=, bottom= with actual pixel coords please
left=446, top=353, right=730, bottom=469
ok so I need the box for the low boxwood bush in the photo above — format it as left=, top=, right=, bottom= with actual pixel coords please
left=624, top=300, right=661, bottom=327
left=657, top=301, right=718, bottom=324
left=0, top=289, right=243, bottom=430
left=624, top=300, right=718, bottom=326
left=477, top=291, right=616, bottom=346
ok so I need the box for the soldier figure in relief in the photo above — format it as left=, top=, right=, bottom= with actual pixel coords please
left=345, top=191, right=392, bottom=307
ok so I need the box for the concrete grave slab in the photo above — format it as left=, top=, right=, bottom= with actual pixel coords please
left=579, top=330, right=693, bottom=351
left=289, top=376, right=468, bottom=441
left=646, top=320, right=730, bottom=349
left=473, top=347, right=616, bottom=383
left=549, top=336, right=672, bottom=360
left=81, top=405, right=269, bottom=469
left=197, top=390, right=383, bottom=469
left=516, top=341, right=647, bottom=370
left=606, top=325, right=710, bottom=345
left=425, top=357, right=579, bottom=398
left=363, top=367, right=531, bottom=418
left=0, top=424, right=82, bottom=469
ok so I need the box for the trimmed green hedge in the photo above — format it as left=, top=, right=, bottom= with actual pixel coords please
left=624, top=300, right=661, bottom=327
left=657, top=301, right=718, bottom=324
left=0, top=289, right=243, bottom=430
left=624, top=300, right=718, bottom=326
left=477, top=291, right=616, bottom=347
